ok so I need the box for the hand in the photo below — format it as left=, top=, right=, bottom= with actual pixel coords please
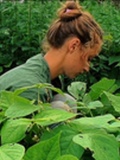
left=51, top=93, right=77, bottom=113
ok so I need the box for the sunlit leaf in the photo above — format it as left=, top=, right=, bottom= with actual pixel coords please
left=57, top=155, right=79, bottom=160
left=5, top=95, right=40, bottom=118
left=0, top=143, right=25, bottom=160
left=73, top=132, right=119, bottom=160
left=24, top=133, right=61, bottom=160
left=0, top=111, right=6, bottom=124
left=67, top=82, right=86, bottom=100
left=1, top=118, right=31, bottom=144
left=41, top=125, right=84, bottom=159
left=89, top=78, right=118, bottom=100
left=103, top=91, right=120, bottom=113
left=0, top=91, right=14, bottom=111
left=87, top=100, right=103, bottom=109
left=33, top=108, right=77, bottom=126
left=69, top=114, right=115, bottom=132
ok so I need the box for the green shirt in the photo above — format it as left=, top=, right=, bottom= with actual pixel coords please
left=0, top=54, right=51, bottom=102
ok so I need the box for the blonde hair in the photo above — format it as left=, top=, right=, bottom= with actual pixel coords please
left=43, top=0, right=103, bottom=50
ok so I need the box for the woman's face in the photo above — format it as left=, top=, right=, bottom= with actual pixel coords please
left=63, top=42, right=102, bottom=79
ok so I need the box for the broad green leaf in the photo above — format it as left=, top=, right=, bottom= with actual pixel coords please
left=89, top=78, right=118, bottom=100
left=69, top=114, right=116, bottom=132
left=103, top=91, right=120, bottom=113
left=0, top=111, right=6, bottom=123
left=41, top=125, right=84, bottom=159
left=24, top=132, right=61, bottom=160
left=1, top=118, right=31, bottom=144
left=82, top=93, right=92, bottom=104
left=87, top=100, right=103, bottom=109
left=0, top=143, right=25, bottom=160
left=33, top=108, right=76, bottom=126
left=116, top=133, right=120, bottom=142
left=109, top=55, right=120, bottom=65
left=67, top=82, right=86, bottom=100
left=5, top=95, right=40, bottom=118
left=110, top=121, right=120, bottom=128
left=14, top=83, right=63, bottom=96
left=73, top=132, right=119, bottom=160
left=57, top=155, right=79, bottom=160
left=0, top=91, right=14, bottom=111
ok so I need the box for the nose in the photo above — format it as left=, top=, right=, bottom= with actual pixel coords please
left=83, top=63, right=90, bottom=72
left=84, top=67, right=89, bottom=72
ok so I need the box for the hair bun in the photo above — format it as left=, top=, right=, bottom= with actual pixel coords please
left=58, top=0, right=82, bottom=21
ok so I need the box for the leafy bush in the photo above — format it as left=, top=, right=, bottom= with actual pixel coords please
left=0, top=78, right=120, bottom=160
left=0, top=1, right=60, bottom=73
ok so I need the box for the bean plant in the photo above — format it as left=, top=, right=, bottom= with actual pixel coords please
left=0, top=78, right=120, bottom=160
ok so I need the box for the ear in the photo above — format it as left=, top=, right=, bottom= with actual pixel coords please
left=68, top=37, right=81, bottom=53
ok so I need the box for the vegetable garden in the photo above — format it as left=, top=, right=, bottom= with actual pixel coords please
left=0, top=0, right=120, bottom=160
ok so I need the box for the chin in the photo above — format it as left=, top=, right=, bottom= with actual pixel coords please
left=70, top=75, right=77, bottom=79
left=65, top=73, right=77, bottom=79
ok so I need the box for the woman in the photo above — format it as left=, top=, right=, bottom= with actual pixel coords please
left=0, top=0, right=103, bottom=109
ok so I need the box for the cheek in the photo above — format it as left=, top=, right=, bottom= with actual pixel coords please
left=79, top=56, right=90, bottom=70
left=64, top=60, right=74, bottom=72
left=79, top=56, right=86, bottom=66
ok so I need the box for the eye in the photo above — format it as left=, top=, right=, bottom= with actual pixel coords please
left=88, top=54, right=97, bottom=62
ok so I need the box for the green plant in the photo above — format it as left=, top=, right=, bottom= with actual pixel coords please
left=0, top=78, right=120, bottom=160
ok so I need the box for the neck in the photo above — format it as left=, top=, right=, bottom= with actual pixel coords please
left=44, top=47, right=66, bottom=80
